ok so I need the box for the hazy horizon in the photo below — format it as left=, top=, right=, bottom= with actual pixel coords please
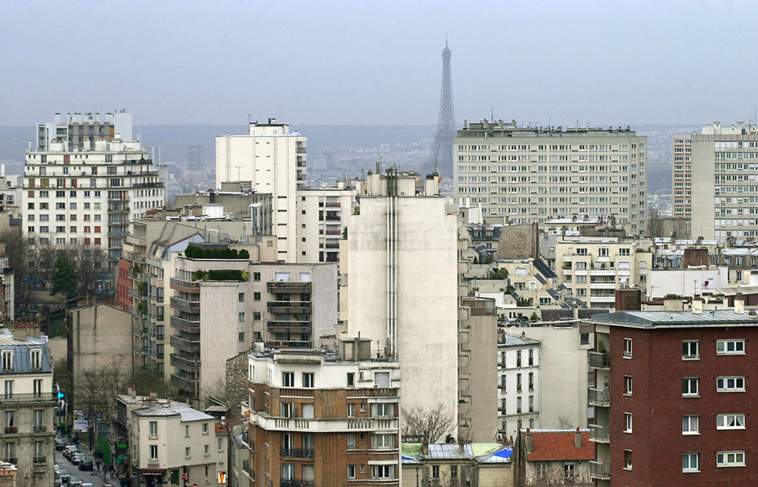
left=4, top=1, right=758, bottom=128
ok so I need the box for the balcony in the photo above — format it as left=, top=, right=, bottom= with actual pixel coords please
left=281, top=481, right=313, bottom=487
left=590, top=460, right=610, bottom=480
left=266, top=340, right=312, bottom=349
left=250, top=412, right=399, bottom=433
left=267, top=281, right=312, bottom=293
left=3, top=458, right=16, bottom=465
left=267, top=322, right=312, bottom=334
left=170, top=315, right=200, bottom=333
left=0, top=393, right=57, bottom=406
left=33, top=456, right=46, bottom=464
left=4, top=427, right=16, bottom=434
left=280, top=448, right=314, bottom=459
left=267, top=301, right=311, bottom=314
left=325, top=202, right=341, bottom=208
left=170, top=278, right=200, bottom=294
left=590, top=424, right=609, bottom=443
left=588, top=388, right=610, bottom=407
left=170, top=336, right=200, bottom=353
left=170, top=297, right=200, bottom=313
left=170, top=354, right=200, bottom=373
left=170, top=373, right=198, bottom=390
left=589, top=351, right=610, bottom=369
left=32, top=425, right=47, bottom=433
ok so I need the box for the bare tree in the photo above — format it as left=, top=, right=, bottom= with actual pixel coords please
left=402, top=403, right=456, bottom=443
left=0, top=227, right=30, bottom=310
left=557, top=415, right=574, bottom=429
left=66, top=244, right=107, bottom=297
left=647, top=208, right=665, bottom=239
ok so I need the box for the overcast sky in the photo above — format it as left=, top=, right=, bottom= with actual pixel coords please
left=3, top=0, right=757, bottom=127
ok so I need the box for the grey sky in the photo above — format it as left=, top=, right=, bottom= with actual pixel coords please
left=3, top=0, right=757, bottom=127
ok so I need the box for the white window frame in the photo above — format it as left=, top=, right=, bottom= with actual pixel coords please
left=624, top=450, right=633, bottom=470
left=682, top=340, right=699, bottom=360
left=717, top=451, right=745, bottom=467
left=624, top=338, right=632, bottom=358
left=347, top=465, right=356, bottom=479
left=717, top=376, right=745, bottom=392
left=624, top=376, right=632, bottom=395
left=716, top=413, right=745, bottom=430
left=149, top=445, right=158, bottom=461
left=682, top=415, right=699, bottom=435
left=624, top=412, right=632, bottom=433
left=682, top=378, right=699, bottom=397
left=563, top=463, right=575, bottom=479
left=683, top=453, right=699, bottom=473
left=149, top=421, right=158, bottom=439
left=717, top=339, right=745, bottom=355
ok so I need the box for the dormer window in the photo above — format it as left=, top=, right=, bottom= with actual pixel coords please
left=30, top=350, right=42, bottom=370
left=1, top=351, right=13, bottom=372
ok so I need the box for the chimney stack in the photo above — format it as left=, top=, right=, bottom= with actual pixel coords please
left=735, top=293, right=745, bottom=314
left=524, top=428, right=532, bottom=453
left=574, top=427, right=582, bottom=448
left=692, top=297, right=703, bottom=314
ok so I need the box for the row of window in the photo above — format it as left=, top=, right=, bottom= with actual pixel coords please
left=682, top=452, right=744, bottom=472
left=27, top=226, right=102, bottom=234
left=148, top=441, right=222, bottom=461
left=624, top=338, right=745, bottom=358
left=623, top=374, right=747, bottom=397
left=624, top=412, right=747, bottom=434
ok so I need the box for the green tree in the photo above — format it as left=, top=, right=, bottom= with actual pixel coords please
left=51, top=253, right=76, bottom=296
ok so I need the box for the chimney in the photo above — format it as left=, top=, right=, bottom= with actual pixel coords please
left=664, top=295, right=684, bottom=312
left=458, top=442, right=465, bottom=454
left=574, top=427, right=582, bottom=448
left=692, top=297, right=703, bottom=314
left=524, top=428, right=532, bottom=453
left=735, top=293, right=745, bottom=314
left=573, top=303, right=579, bottom=321
left=422, top=438, right=429, bottom=455
left=149, top=391, right=157, bottom=406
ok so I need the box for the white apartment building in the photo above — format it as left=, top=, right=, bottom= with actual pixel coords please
left=130, top=402, right=225, bottom=487
left=344, top=170, right=459, bottom=421
left=555, top=238, right=652, bottom=308
left=36, top=111, right=133, bottom=151
left=295, top=183, right=357, bottom=264
left=23, top=113, right=165, bottom=269
left=673, top=122, right=758, bottom=239
left=216, top=119, right=306, bottom=262
left=454, top=120, right=647, bottom=235
left=497, top=333, right=541, bottom=440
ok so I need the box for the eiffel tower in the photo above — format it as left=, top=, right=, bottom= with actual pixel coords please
left=426, top=40, right=456, bottom=177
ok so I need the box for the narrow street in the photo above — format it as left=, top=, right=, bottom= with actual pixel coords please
left=55, top=442, right=113, bottom=487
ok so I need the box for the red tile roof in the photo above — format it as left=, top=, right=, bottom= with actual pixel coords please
left=525, top=430, right=595, bottom=461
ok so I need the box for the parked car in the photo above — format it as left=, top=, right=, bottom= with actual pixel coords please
left=71, top=453, right=85, bottom=465
left=78, top=460, right=93, bottom=471
left=63, top=446, right=79, bottom=460
left=59, top=470, right=71, bottom=485
left=69, top=476, right=83, bottom=487
left=55, top=438, right=67, bottom=451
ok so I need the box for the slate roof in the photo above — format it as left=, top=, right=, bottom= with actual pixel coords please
left=589, top=309, right=758, bottom=328
left=401, top=443, right=512, bottom=464
left=0, top=330, right=52, bottom=375
left=525, top=430, right=594, bottom=461
left=133, top=403, right=214, bottom=422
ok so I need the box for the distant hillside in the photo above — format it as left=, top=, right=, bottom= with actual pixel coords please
left=0, top=124, right=435, bottom=164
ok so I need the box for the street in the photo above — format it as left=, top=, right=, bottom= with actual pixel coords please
left=55, top=442, right=113, bottom=487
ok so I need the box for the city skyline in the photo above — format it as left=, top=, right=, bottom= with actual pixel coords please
left=3, top=1, right=758, bottom=127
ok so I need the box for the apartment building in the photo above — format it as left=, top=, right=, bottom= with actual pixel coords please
left=344, top=170, right=459, bottom=425
left=295, top=183, right=357, bottom=264
left=23, top=112, right=165, bottom=269
left=242, top=346, right=401, bottom=487
left=555, top=238, right=652, bottom=308
left=130, top=401, right=225, bottom=487
left=454, top=120, right=647, bottom=235
left=0, top=326, right=56, bottom=487
left=673, top=122, right=758, bottom=239
left=169, top=251, right=337, bottom=400
left=36, top=111, right=133, bottom=151
left=215, top=119, right=306, bottom=262
left=497, top=333, right=540, bottom=439
left=588, top=298, right=758, bottom=486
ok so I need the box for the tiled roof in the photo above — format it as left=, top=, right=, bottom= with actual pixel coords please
left=525, top=430, right=594, bottom=461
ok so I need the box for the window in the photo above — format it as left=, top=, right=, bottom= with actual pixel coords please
left=347, top=404, right=356, bottom=417
left=149, top=421, right=158, bottom=439
left=371, top=465, right=395, bottom=479
left=563, top=463, right=575, bottom=479
left=717, top=376, right=745, bottom=392
left=238, top=332, right=245, bottom=342
left=347, top=433, right=356, bottom=448
left=682, top=416, right=699, bottom=435
left=683, top=453, right=699, bottom=472
left=624, top=450, right=633, bottom=470
left=4, top=411, right=14, bottom=430
left=253, top=312, right=261, bottom=320
left=302, top=403, right=314, bottom=419
left=217, top=438, right=223, bottom=452
left=280, top=402, right=294, bottom=418
left=253, top=292, right=261, bottom=301
left=624, top=338, right=632, bottom=358
left=450, top=465, right=458, bottom=478
left=371, top=403, right=394, bottom=417
left=624, top=376, right=633, bottom=395
left=624, top=413, right=632, bottom=433
left=716, top=413, right=745, bottom=430
left=281, top=464, right=294, bottom=481
left=717, top=451, right=745, bottom=467
left=516, top=397, right=522, bottom=413
left=253, top=272, right=260, bottom=281
left=682, top=340, right=699, bottom=360
left=238, top=312, right=245, bottom=323
left=1, top=351, right=12, bottom=371
left=717, top=339, right=745, bottom=355
left=371, top=434, right=395, bottom=449
left=29, top=350, right=41, bottom=370
left=33, top=410, right=42, bottom=428
left=347, top=465, right=356, bottom=478
left=528, top=349, right=534, bottom=366
left=536, top=463, right=548, bottom=478
left=347, top=373, right=355, bottom=387
left=185, top=425, right=190, bottom=437
left=238, top=293, right=244, bottom=302
left=303, top=373, right=314, bottom=388
left=204, top=445, right=209, bottom=456
left=432, top=465, right=440, bottom=479
left=4, top=442, right=14, bottom=461
left=150, top=445, right=158, bottom=460
left=683, top=378, right=699, bottom=396
left=282, top=372, right=295, bottom=387
left=202, top=423, right=208, bottom=434
left=516, top=351, right=522, bottom=367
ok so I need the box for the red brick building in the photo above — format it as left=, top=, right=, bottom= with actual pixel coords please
left=588, top=298, right=758, bottom=486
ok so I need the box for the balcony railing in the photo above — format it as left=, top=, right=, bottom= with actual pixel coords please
left=267, top=301, right=312, bottom=313
left=267, top=322, right=312, bottom=334
left=4, top=427, right=16, bottom=434
left=170, top=278, right=200, bottom=293
left=589, top=424, right=609, bottom=443
left=170, top=335, right=201, bottom=353
left=170, top=373, right=198, bottom=390
left=267, top=281, right=312, bottom=292
left=280, top=448, right=314, bottom=459
left=33, top=456, right=46, bottom=464
left=588, top=388, right=610, bottom=407
left=170, top=354, right=200, bottom=373
left=32, top=425, right=47, bottom=433
left=589, top=351, right=610, bottom=369
left=170, top=315, right=200, bottom=333
left=170, top=297, right=200, bottom=313
left=281, top=480, right=314, bottom=487
left=590, top=460, right=610, bottom=480
left=0, top=393, right=57, bottom=405
left=265, top=340, right=312, bottom=349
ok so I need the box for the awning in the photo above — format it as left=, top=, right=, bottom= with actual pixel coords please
left=140, top=470, right=166, bottom=476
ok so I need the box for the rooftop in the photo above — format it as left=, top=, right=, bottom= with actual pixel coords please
left=524, top=429, right=594, bottom=461
left=402, top=443, right=512, bottom=464
left=132, top=402, right=214, bottom=422
left=590, top=309, right=758, bottom=328
left=499, top=333, right=540, bottom=348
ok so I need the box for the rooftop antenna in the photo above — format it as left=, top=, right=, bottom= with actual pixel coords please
left=491, top=107, right=495, bottom=123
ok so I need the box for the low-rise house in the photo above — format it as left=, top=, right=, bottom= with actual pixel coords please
left=519, top=428, right=594, bottom=486
left=401, top=442, right=513, bottom=487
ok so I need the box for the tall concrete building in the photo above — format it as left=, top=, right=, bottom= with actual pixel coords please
left=454, top=120, right=648, bottom=235
left=673, top=122, right=758, bottom=239
left=23, top=112, right=165, bottom=269
left=36, top=111, right=132, bottom=151
left=216, top=119, right=307, bottom=262
left=345, top=170, right=460, bottom=428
